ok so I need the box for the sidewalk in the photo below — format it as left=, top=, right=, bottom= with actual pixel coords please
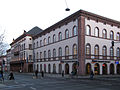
left=16, top=72, right=120, bottom=79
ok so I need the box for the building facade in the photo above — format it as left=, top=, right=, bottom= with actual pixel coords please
left=33, top=10, right=120, bottom=75
left=9, top=10, right=120, bottom=75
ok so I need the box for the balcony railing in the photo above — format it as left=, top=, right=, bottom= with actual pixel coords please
left=86, top=54, right=119, bottom=60
left=34, top=55, right=78, bottom=62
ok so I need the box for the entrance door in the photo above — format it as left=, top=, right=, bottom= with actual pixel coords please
left=86, top=63, right=91, bottom=74
left=72, top=63, right=77, bottom=75
left=117, top=64, right=120, bottom=74
left=59, top=64, right=62, bottom=74
left=28, top=64, right=33, bottom=72
left=110, top=64, right=114, bottom=74
left=94, top=63, right=100, bottom=75
left=48, top=64, right=51, bottom=73
left=53, top=64, right=56, bottom=73
left=102, top=63, right=107, bottom=75
left=65, top=63, right=69, bottom=74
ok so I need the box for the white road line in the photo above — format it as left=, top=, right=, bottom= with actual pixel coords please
left=15, top=81, right=18, bottom=84
left=30, top=87, right=36, bottom=90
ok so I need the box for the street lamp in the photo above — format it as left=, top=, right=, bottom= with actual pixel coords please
left=65, top=8, right=70, bottom=11
left=65, top=0, right=70, bottom=11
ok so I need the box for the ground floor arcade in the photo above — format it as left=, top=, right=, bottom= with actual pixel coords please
left=86, top=60, right=120, bottom=75
left=35, top=61, right=78, bottom=75
left=10, top=61, right=33, bottom=72
left=35, top=60, right=120, bottom=75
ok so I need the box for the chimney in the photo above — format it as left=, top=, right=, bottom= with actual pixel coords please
left=24, top=30, right=26, bottom=33
left=13, top=38, right=15, bottom=42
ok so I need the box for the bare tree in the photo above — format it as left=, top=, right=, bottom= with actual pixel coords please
left=0, top=32, right=9, bottom=56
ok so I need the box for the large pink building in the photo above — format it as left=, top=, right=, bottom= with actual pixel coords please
left=33, top=10, right=120, bottom=75
left=9, top=10, right=120, bottom=75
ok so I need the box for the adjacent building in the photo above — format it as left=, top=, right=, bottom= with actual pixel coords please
left=10, top=26, right=42, bottom=72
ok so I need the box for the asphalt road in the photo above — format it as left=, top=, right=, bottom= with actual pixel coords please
left=0, top=73, right=120, bottom=90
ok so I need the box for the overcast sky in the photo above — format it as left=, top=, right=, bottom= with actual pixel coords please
left=0, top=0, right=120, bottom=44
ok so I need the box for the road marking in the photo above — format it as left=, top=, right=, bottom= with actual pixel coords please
left=30, top=87, right=36, bottom=90
left=15, top=81, right=18, bottom=84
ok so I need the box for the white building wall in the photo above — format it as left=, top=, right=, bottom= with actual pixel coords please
left=34, top=20, right=78, bottom=74
left=85, top=18, right=120, bottom=75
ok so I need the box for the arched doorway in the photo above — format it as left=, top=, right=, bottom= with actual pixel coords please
left=72, top=63, right=77, bottom=75
left=44, top=64, right=46, bottom=73
left=102, top=63, right=107, bottom=75
left=117, top=64, right=120, bottom=74
left=28, top=64, right=33, bottom=72
left=110, top=63, right=114, bottom=74
left=86, top=63, right=91, bottom=74
left=53, top=64, right=56, bottom=74
left=37, top=64, right=39, bottom=71
left=48, top=64, right=51, bottom=73
left=59, top=64, right=62, bottom=74
left=65, top=63, right=69, bottom=74
left=40, top=64, right=42, bottom=72
left=94, top=63, right=100, bottom=75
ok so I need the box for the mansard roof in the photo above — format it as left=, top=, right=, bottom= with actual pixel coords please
left=26, top=26, right=43, bottom=37
left=34, top=9, right=120, bottom=39
left=10, top=26, right=43, bottom=45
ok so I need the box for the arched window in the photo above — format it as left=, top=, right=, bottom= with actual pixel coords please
left=116, top=32, right=120, bottom=40
left=65, top=46, right=69, bottom=59
left=34, top=43, right=35, bottom=48
left=94, top=45, right=99, bottom=59
left=53, top=34, right=56, bottom=43
left=44, top=51, right=46, bottom=61
left=102, top=29, right=107, bottom=38
left=116, top=48, right=120, bottom=58
left=73, top=44, right=77, bottom=59
left=40, top=40, right=42, bottom=47
left=53, top=49, right=56, bottom=60
left=43, top=38, right=46, bottom=46
left=110, top=31, right=114, bottom=40
left=58, top=47, right=62, bottom=59
left=94, top=27, right=99, bottom=37
left=36, top=52, right=38, bottom=62
left=102, top=46, right=107, bottom=59
left=86, top=43, right=91, bottom=58
left=48, top=36, right=51, bottom=44
left=73, top=26, right=77, bottom=36
left=110, top=47, right=114, bottom=59
left=48, top=50, right=51, bottom=60
left=86, top=44, right=91, bottom=55
left=58, top=32, right=62, bottom=41
left=65, top=29, right=69, bottom=39
left=40, top=52, right=42, bottom=61
left=37, top=41, right=38, bottom=47
left=102, top=46, right=107, bottom=56
left=86, top=25, right=91, bottom=35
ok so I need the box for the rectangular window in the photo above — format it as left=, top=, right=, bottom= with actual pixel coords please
left=29, top=55, right=32, bottom=62
left=29, top=44, right=32, bottom=50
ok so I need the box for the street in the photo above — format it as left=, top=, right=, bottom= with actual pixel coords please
left=0, top=73, right=120, bottom=90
